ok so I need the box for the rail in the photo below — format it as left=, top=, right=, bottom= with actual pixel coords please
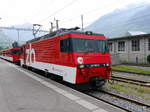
left=111, top=76, right=150, bottom=87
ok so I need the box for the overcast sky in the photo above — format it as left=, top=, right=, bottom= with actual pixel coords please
left=0, top=0, right=149, bottom=30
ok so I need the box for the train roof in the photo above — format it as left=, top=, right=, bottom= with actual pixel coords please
left=26, top=27, right=104, bottom=44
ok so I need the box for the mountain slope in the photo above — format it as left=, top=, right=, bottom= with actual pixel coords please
left=1, top=23, right=47, bottom=45
left=87, top=2, right=150, bottom=38
left=0, top=31, right=13, bottom=47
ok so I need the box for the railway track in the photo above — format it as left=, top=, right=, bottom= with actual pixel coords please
left=84, top=90, right=150, bottom=112
left=111, top=76, right=150, bottom=87
left=112, top=70, right=150, bottom=76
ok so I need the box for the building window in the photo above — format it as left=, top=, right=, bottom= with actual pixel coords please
left=149, top=38, right=150, bottom=51
left=108, top=42, right=112, bottom=52
left=118, top=41, right=125, bottom=51
left=132, top=39, right=140, bottom=51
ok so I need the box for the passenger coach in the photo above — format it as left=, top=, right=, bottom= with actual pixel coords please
left=0, top=48, right=21, bottom=65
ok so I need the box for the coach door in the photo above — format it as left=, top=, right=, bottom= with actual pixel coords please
left=21, top=46, right=26, bottom=65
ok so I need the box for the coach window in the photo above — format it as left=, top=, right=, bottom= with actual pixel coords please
left=118, top=41, right=125, bottom=51
left=148, top=38, right=150, bottom=51
left=60, top=38, right=72, bottom=52
left=132, top=39, right=140, bottom=51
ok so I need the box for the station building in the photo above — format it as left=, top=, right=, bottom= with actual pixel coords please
left=108, top=33, right=150, bottom=65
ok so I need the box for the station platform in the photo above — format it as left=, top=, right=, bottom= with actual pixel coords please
left=0, top=59, right=125, bottom=112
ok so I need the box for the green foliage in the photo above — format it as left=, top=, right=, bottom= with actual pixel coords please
left=0, top=46, right=10, bottom=50
left=0, top=46, right=3, bottom=50
left=12, top=41, right=19, bottom=48
left=112, top=65, right=150, bottom=74
left=4, top=47, right=9, bottom=49
left=147, top=55, right=150, bottom=63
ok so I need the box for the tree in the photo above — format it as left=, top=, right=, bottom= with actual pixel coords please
left=0, top=46, right=3, bottom=50
left=147, top=55, right=150, bottom=63
left=12, top=41, right=19, bottom=48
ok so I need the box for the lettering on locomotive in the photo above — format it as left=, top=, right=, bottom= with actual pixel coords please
left=26, top=44, right=36, bottom=65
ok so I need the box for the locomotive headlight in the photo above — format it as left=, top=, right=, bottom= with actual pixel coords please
left=106, top=63, right=110, bottom=67
left=79, top=65, right=85, bottom=68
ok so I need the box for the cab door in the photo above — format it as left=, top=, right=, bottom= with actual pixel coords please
left=60, top=38, right=73, bottom=66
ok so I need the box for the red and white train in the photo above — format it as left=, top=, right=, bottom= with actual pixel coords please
left=0, top=48, right=21, bottom=65
left=20, top=29, right=112, bottom=89
left=0, top=29, right=112, bottom=89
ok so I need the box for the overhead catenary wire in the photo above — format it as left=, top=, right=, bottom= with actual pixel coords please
left=81, top=6, right=150, bottom=32
left=37, top=1, right=149, bottom=31
left=39, top=0, right=126, bottom=28
left=61, top=2, right=149, bottom=28
left=61, top=1, right=121, bottom=23
left=38, top=0, right=78, bottom=23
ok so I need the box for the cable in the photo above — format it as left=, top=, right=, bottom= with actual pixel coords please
left=39, top=0, right=78, bottom=23
left=67, top=2, right=148, bottom=21
left=61, top=1, right=120, bottom=23
left=82, top=3, right=150, bottom=29
left=41, top=0, right=126, bottom=27
left=62, top=1, right=149, bottom=27
left=27, top=0, right=55, bottom=21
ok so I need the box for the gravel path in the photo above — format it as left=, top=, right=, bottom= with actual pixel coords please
left=88, top=90, right=150, bottom=112
left=104, top=87, right=150, bottom=105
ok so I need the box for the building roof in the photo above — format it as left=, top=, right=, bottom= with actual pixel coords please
left=126, top=31, right=147, bottom=36
left=108, top=33, right=150, bottom=41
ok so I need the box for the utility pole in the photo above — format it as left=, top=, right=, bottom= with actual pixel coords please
left=17, top=29, right=20, bottom=42
left=49, top=22, right=54, bottom=33
left=81, top=14, right=84, bottom=31
left=54, top=18, right=59, bottom=30
left=55, top=19, right=59, bottom=30
left=32, top=24, right=42, bottom=38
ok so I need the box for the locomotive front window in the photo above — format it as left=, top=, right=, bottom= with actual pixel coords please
left=71, top=38, right=109, bottom=53
left=60, top=38, right=109, bottom=53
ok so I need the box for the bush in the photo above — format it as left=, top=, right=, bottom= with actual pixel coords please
left=147, top=55, right=150, bottom=63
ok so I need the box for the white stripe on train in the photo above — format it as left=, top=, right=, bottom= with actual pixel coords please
left=21, top=59, right=77, bottom=84
left=0, top=56, right=13, bottom=62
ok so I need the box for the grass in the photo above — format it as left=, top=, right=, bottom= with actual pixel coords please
left=107, top=81, right=150, bottom=102
left=112, top=72, right=150, bottom=82
left=112, top=65, right=150, bottom=74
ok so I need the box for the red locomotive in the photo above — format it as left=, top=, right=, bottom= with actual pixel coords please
left=0, top=48, right=21, bottom=65
left=20, top=28, right=111, bottom=89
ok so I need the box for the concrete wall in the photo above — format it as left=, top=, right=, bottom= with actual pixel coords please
left=110, top=53, right=120, bottom=65
left=108, top=36, right=150, bottom=64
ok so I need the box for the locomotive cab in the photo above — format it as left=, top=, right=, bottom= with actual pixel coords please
left=60, top=33, right=111, bottom=89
